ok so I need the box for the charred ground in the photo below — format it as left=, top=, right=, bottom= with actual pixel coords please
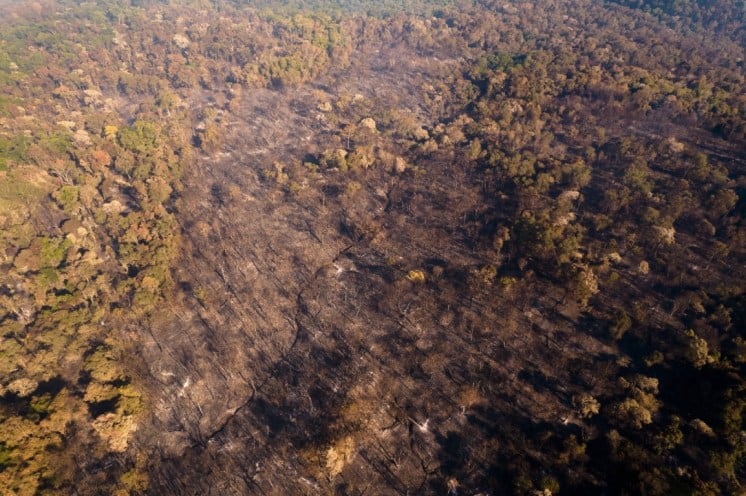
left=137, top=23, right=745, bottom=495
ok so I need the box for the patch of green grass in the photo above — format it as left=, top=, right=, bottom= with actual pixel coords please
left=0, top=134, right=31, bottom=166
left=37, top=131, right=72, bottom=157
left=0, top=95, right=22, bottom=118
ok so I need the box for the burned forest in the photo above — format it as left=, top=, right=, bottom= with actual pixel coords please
left=0, top=0, right=745, bottom=495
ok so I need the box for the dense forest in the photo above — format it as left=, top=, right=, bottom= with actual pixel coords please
left=0, top=0, right=744, bottom=494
